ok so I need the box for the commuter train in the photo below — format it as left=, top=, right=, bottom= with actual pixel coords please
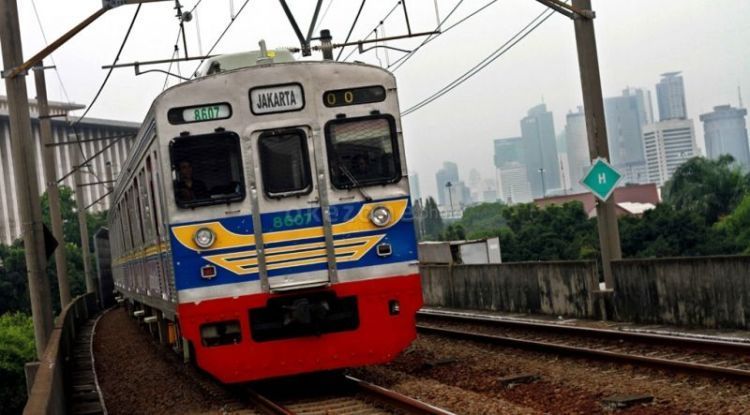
left=108, top=49, right=422, bottom=383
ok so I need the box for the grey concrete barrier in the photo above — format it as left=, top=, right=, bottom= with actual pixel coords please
left=420, top=261, right=599, bottom=318
left=612, top=255, right=750, bottom=329
left=24, top=292, right=98, bottom=415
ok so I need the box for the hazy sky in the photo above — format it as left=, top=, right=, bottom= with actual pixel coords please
left=1, top=0, right=749, bottom=199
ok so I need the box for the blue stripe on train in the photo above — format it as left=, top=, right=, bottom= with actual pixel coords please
left=170, top=197, right=417, bottom=292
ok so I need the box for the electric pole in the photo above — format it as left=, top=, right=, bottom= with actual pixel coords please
left=0, top=0, right=54, bottom=358
left=534, top=0, right=622, bottom=289
left=34, top=63, right=71, bottom=308
left=572, top=0, right=621, bottom=288
left=73, top=150, right=95, bottom=295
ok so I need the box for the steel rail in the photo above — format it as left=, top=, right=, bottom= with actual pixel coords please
left=245, top=388, right=295, bottom=415
left=417, top=324, right=750, bottom=380
left=243, top=374, right=454, bottom=415
left=417, top=309, right=750, bottom=355
left=345, top=375, right=456, bottom=415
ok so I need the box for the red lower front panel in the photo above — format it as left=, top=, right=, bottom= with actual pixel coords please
left=177, top=274, right=423, bottom=383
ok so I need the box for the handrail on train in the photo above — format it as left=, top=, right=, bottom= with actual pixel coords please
left=23, top=293, right=99, bottom=415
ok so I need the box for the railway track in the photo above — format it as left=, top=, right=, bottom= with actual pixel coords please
left=244, top=374, right=454, bottom=415
left=417, top=308, right=750, bottom=380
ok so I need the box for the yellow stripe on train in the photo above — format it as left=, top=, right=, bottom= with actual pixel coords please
left=170, top=199, right=407, bottom=252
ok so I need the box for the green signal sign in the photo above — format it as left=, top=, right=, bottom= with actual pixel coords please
left=581, top=158, right=623, bottom=201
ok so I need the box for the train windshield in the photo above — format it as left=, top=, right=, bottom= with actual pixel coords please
left=170, top=132, right=245, bottom=208
left=325, top=115, right=400, bottom=189
left=258, top=129, right=312, bottom=197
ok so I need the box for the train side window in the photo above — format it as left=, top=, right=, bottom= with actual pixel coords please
left=169, top=132, right=245, bottom=208
left=258, top=129, right=312, bottom=197
left=324, top=115, right=401, bottom=189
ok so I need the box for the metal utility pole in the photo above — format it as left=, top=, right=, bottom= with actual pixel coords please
left=571, top=0, right=621, bottom=288
left=0, top=0, right=53, bottom=358
left=105, top=161, right=115, bottom=207
left=34, top=64, right=71, bottom=308
left=534, top=0, right=622, bottom=289
left=73, top=150, right=95, bottom=294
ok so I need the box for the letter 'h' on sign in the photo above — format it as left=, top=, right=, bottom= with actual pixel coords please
left=581, top=158, right=623, bottom=202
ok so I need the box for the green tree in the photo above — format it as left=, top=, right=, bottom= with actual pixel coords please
left=442, top=224, right=466, bottom=241
left=716, top=194, right=750, bottom=253
left=0, top=313, right=35, bottom=415
left=499, top=202, right=597, bottom=262
left=619, top=203, right=738, bottom=258
left=663, top=155, right=748, bottom=224
left=456, top=202, right=506, bottom=239
left=421, top=197, right=444, bottom=240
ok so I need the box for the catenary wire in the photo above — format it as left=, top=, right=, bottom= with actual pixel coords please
left=401, top=7, right=555, bottom=116
left=341, top=0, right=402, bottom=62
left=390, top=0, right=499, bottom=72
left=73, top=4, right=142, bottom=126
left=335, top=0, right=366, bottom=61
left=163, top=0, right=205, bottom=90
left=313, top=0, right=335, bottom=34
left=388, top=0, right=466, bottom=71
left=192, top=0, right=252, bottom=76
left=68, top=4, right=141, bottom=187
left=29, top=0, right=72, bottom=105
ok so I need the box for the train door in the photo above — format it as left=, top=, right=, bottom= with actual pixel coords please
left=248, top=126, right=334, bottom=291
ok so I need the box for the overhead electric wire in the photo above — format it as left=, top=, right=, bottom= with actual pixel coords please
left=341, top=0, right=403, bottom=62
left=401, top=7, right=555, bottom=117
left=390, top=0, right=500, bottom=72
left=163, top=0, right=205, bottom=90
left=192, top=0, right=252, bottom=76
left=67, top=3, right=141, bottom=187
left=313, top=0, right=335, bottom=34
left=29, top=0, right=72, bottom=105
left=73, top=4, right=142, bottom=126
left=335, top=0, right=366, bottom=61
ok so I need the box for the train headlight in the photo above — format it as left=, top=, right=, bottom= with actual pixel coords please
left=369, top=206, right=391, bottom=227
left=194, top=228, right=215, bottom=249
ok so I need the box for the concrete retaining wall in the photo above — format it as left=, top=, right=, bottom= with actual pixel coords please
left=612, top=256, right=750, bottom=329
left=24, top=293, right=98, bottom=415
left=421, top=261, right=598, bottom=318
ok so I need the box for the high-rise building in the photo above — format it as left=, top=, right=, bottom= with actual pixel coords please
left=699, top=105, right=750, bottom=170
left=624, top=87, right=655, bottom=125
left=604, top=88, right=653, bottom=184
left=435, top=161, right=459, bottom=207
left=642, top=119, right=698, bottom=186
left=564, top=107, right=589, bottom=192
left=409, top=172, right=422, bottom=201
left=0, top=96, right=139, bottom=245
left=656, top=72, right=688, bottom=121
left=494, top=137, right=532, bottom=203
left=494, top=136, right=525, bottom=167
left=521, top=104, right=560, bottom=198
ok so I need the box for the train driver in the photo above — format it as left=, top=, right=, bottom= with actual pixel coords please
left=175, top=160, right=208, bottom=202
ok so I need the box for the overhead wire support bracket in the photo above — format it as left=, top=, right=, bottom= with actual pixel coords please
left=333, top=31, right=439, bottom=51
left=359, top=44, right=411, bottom=55
left=534, top=0, right=593, bottom=19
left=102, top=55, right=215, bottom=79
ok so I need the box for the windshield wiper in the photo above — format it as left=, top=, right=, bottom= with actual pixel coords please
left=338, top=164, right=372, bottom=202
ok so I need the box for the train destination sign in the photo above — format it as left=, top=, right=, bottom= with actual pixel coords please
left=323, top=85, right=386, bottom=107
left=250, top=83, right=305, bottom=115
left=167, top=103, right=232, bottom=124
left=581, top=158, right=623, bottom=202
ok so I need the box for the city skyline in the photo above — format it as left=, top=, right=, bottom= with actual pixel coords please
left=422, top=69, right=746, bottom=204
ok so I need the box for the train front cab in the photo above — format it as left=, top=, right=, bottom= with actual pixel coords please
left=164, top=63, right=422, bottom=383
